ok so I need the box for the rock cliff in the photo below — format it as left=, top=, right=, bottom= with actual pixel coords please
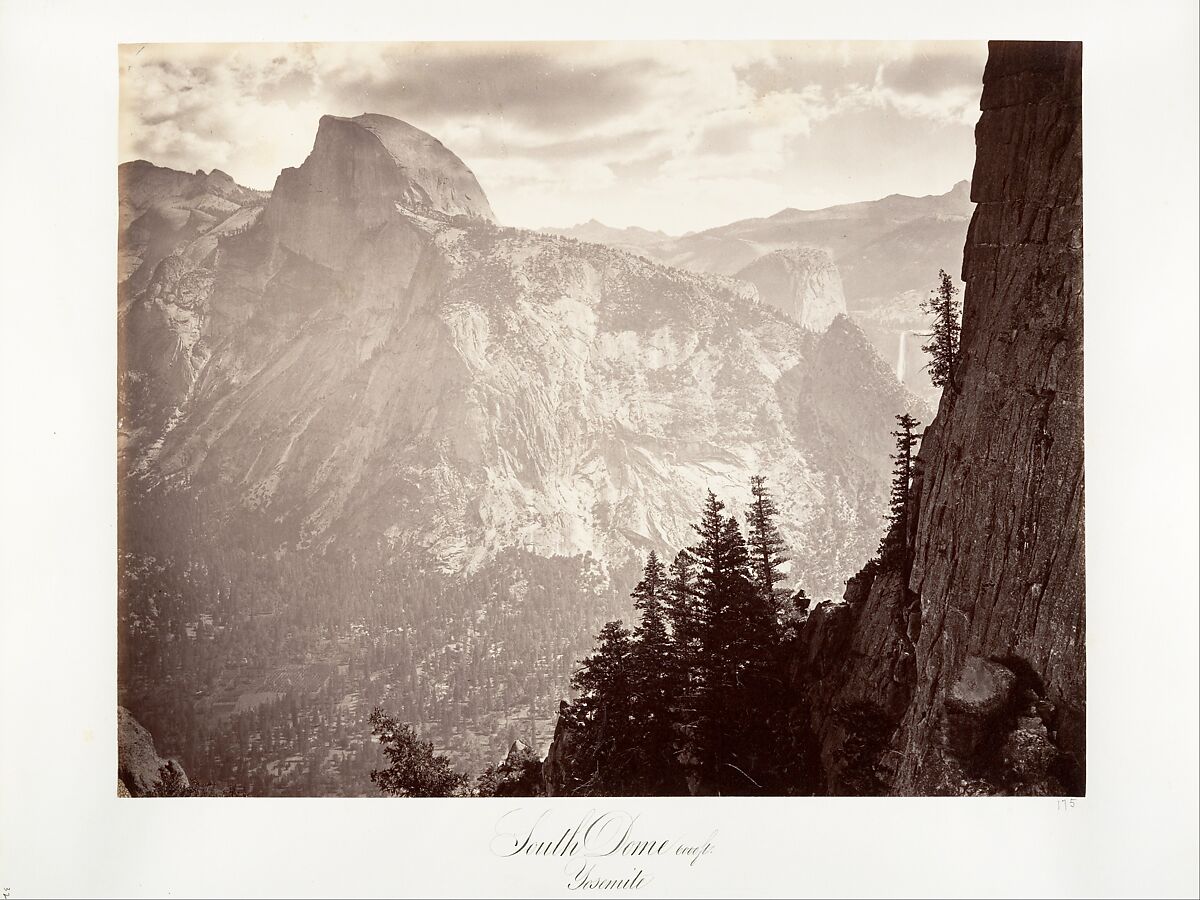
left=263, top=113, right=493, bottom=269
left=788, top=40, right=1084, bottom=796
left=735, top=247, right=847, bottom=331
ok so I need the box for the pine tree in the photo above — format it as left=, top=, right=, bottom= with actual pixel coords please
left=745, top=475, right=790, bottom=621
left=879, top=413, right=921, bottom=566
left=368, top=708, right=468, bottom=797
left=691, top=508, right=779, bottom=794
left=564, top=620, right=635, bottom=794
left=572, top=620, right=633, bottom=703
left=664, top=548, right=700, bottom=673
left=690, top=491, right=730, bottom=592
left=920, top=269, right=962, bottom=389
left=631, top=551, right=671, bottom=664
left=628, top=552, right=685, bottom=793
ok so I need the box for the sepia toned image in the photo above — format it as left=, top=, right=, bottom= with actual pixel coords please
left=116, top=39, right=1084, bottom=799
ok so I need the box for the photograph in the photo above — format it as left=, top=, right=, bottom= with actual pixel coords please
left=116, top=39, right=1084, bottom=799
left=2, top=3, right=1197, bottom=896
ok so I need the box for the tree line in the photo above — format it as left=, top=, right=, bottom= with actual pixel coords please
left=370, top=476, right=815, bottom=796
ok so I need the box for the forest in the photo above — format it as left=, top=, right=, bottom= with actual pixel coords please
left=119, top=507, right=634, bottom=795
left=370, top=409, right=922, bottom=797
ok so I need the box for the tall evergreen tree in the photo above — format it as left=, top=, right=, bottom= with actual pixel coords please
left=920, top=269, right=963, bottom=389
left=689, top=509, right=780, bottom=794
left=630, top=553, right=672, bottom=710
left=745, top=475, right=790, bottom=620
left=571, top=620, right=633, bottom=714
left=564, top=620, right=635, bottom=794
left=879, top=413, right=921, bottom=565
left=664, top=548, right=700, bottom=661
left=628, top=552, right=685, bottom=793
left=632, top=552, right=670, bottom=644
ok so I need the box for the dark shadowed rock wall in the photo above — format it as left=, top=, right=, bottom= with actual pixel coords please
left=787, top=40, right=1084, bottom=796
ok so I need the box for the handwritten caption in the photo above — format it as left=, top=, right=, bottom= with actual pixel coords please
left=491, top=808, right=717, bottom=891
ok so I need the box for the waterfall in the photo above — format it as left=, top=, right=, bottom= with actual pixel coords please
left=896, top=330, right=910, bottom=382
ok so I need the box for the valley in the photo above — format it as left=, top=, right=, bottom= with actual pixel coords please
left=119, top=112, right=940, bottom=794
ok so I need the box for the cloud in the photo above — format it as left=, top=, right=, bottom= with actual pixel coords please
left=880, top=46, right=988, bottom=96
left=118, top=41, right=987, bottom=232
left=321, top=45, right=662, bottom=135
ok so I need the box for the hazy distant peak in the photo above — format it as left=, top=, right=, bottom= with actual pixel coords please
left=540, top=218, right=674, bottom=249
left=766, top=179, right=973, bottom=224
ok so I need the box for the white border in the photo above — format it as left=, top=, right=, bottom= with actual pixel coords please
left=1, top=1, right=1197, bottom=897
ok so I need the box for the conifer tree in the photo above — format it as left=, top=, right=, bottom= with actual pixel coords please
left=706, top=515, right=776, bottom=663
left=746, top=475, right=790, bottom=620
left=690, top=491, right=730, bottom=593
left=630, top=552, right=672, bottom=711
left=368, top=708, right=468, bottom=797
left=565, top=620, right=635, bottom=793
left=879, top=413, right=921, bottom=565
left=664, top=548, right=699, bottom=662
left=571, top=620, right=633, bottom=714
left=920, top=269, right=963, bottom=389
left=631, top=551, right=671, bottom=669
left=628, top=552, right=684, bottom=792
left=688, top=508, right=779, bottom=794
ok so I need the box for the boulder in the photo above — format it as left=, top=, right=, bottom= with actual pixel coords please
left=117, top=707, right=188, bottom=797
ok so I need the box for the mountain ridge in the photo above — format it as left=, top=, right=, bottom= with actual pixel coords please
left=120, top=112, right=926, bottom=597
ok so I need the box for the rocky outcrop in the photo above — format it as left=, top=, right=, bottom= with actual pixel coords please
left=542, top=702, right=578, bottom=797
left=736, top=247, right=847, bottom=331
left=118, top=706, right=188, bottom=797
left=118, top=160, right=267, bottom=291
left=788, top=41, right=1084, bottom=796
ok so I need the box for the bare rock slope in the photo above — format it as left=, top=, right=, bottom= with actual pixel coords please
left=735, top=246, right=847, bottom=331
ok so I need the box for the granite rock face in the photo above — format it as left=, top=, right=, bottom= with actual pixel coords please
left=118, top=160, right=267, bottom=292
left=118, top=706, right=189, bottom=797
left=736, top=247, right=848, bottom=331
left=264, top=114, right=494, bottom=270
left=789, top=41, right=1084, bottom=796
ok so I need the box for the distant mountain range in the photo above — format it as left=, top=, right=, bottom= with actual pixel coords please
left=541, top=180, right=973, bottom=403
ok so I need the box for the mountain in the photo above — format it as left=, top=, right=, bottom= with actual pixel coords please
left=540, top=39, right=1084, bottom=800
left=539, top=219, right=672, bottom=257
left=120, top=112, right=922, bottom=595
left=779, top=41, right=1084, bottom=796
left=548, top=181, right=973, bottom=405
left=649, top=179, right=972, bottom=301
left=734, top=246, right=847, bottom=331
left=118, top=160, right=268, bottom=295
left=118, top=111, right=926, bottom=792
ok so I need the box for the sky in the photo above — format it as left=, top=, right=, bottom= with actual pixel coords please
left=119, top=41, right=987, bottom=234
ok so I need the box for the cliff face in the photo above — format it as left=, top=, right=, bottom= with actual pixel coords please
left=789, top=41, right=1084, bottom=796
left=735, top=247, right=847, bottom=331
left=263, top=114, right=493, bottom=270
